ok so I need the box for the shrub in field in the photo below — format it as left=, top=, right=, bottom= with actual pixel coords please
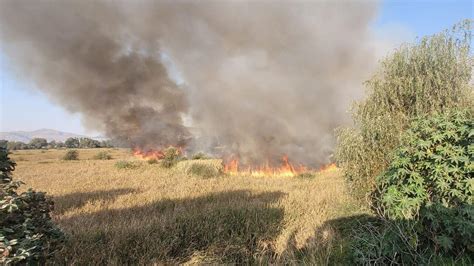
left=191, top=152, right=211, bottom=160
left=147, top=158, right=158, bottom=164
left=160, top=147, right=181, bottom=168
left=0, top=142, right=63, bottom=264
left=297, top=172, right=316, bottom=179
left=352, top=110, right=474, bottom=264
left=187, top=163, right=221, bottom=178
left=62, top=150, right=79, bottom=160
left=114, top=160, right=138, bottom=169
left=93, top=151, right=112, bottom=160
left=335, top=21, right=473, bottom=199
left=177, top=159, right=224, bottom=178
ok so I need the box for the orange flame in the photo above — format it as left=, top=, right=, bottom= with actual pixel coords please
left=132, top=148, right=165, bottom=160
left=318, top=163, right=337, bottom=172
left=224, top=155, right=307, bottom=177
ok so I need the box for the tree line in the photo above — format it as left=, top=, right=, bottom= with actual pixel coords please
left=2, top=137, right=115, bottom=150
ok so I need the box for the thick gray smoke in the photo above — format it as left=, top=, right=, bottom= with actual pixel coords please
left=0, top=0, right=377, bottom=167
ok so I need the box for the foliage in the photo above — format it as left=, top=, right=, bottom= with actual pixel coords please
left=62, top=150, right=79, bottom=161
left=1, top=138, right=115, bottom=150
left=0, top=141, right=63, bottom=264
left=335, top=20, right=473, bottom=199
left=93, top=151, right=112, bottom=160
left=114, top=160, right=139, bottom=169
left=79, top=138, right=101, bottom=149
left=350, top=217, right=472, bottom=265
left=177, top=159, right=224, bottom=178
left=64, top=138, right=80, bottom=149
left=191, top=152, right=211, bottom=160
left=47, top=140, right=57, bottom=149
left=147, top=158, right=159, bottom=164
left=160, top=147, right=182, bottom=168
left=352, top=110, right=473, bottom=264
left=187, top=163, right=222, bottom=178
left=6, top=141, right=28, bottom=151
left=28, top=138, right=48, bottom=149
left=99, top=140, right=115, bottom=148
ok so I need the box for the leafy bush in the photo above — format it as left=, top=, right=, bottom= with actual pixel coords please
left=0, top=142, right=64, bottom=264
left=160, top=147, right=181, bottom=168
left=191, top=152, right=211, bottom=160
left=187, top=163, right=221, bottom=178
left=147, top=158, right=158, bottom=164
left=352, top=110, right=473, bottom=264
left=350, top=217, right=472, bottom=265
left=177, top=159, right=224, bottom=178
left=62, top=150, right=79, bottom=161
left=335, top=21, right=473, bottom=199
left=114, top=160, right=139, bottom=169
left=79, top=138, right=101, bottom=148
left=93, top=151, right=112, bottom=160
left=64, top=137, right=79, bottom=148
left=28, top=138, right=48, bottom=149
left=6, top=141, right=28, bottom=151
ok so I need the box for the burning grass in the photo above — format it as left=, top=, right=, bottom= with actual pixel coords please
left=224, top=156, right=308, bottom=178
left=9, top=148, right=367, bottom=264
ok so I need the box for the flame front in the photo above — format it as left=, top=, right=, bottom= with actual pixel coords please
left=224, top=155, right=307, bottom=177
left=224, top=156, right=338, bottom=177
left=133, top=148, right=165, bottom=160
left=318, top=163, right=337, bottom=172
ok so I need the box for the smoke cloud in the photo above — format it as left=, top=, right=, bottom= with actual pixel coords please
left=0, top=0, right=378, bottom=167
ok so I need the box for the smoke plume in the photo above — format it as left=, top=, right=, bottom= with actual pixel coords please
left=0, top=0, right=378, bottom=167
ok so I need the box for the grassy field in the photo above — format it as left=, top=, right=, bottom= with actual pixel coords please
left=10, top=148, right=367, bottom=264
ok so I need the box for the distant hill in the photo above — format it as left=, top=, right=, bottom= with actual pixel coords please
left=0, top=129, right=105, bottom=142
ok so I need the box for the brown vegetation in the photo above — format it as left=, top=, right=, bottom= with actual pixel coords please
left=10, top=148, right=366, bottom=264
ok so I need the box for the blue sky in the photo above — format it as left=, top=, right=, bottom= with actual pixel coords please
left=0, top=0, right=472, bottom=135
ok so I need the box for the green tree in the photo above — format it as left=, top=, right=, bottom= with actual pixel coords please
left=28, top=138, right=48, bottom=149
left=47, top=140, right=57, bottom=149
left=55, top=141, right=65, bottom=148
left=352, top=110, right=473, bottom=264
left=79, top=137, right=100, bottom=148
left=6, top=141, right=27, bottom=150
left=335, top=20, right=473, bottom=199
left=100, top=140, right=114, bottom=148
left=64, top=137, right=79, bottom=148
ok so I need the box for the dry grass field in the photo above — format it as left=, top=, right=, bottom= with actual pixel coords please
left=10, top=148, right=367, bottom=264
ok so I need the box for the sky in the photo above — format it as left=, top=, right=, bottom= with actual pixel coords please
left=0, top=0, right=472, bottom=136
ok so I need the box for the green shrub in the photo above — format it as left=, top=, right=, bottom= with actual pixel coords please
left=191, top=152, right=211, bottom=160
left=93, top=151, right=112, bottom=160
left=177, top=159, right=224, bottom=178
left=352, top=110, right=473, bottom=264
left=160, top=147, right=181, bottom=168
left=187, top=163, right=221, bottom=178
left=335, top=20, right=473, bottom=199
left=114, top=160, right=138, bottom=169
left=147, top=158, right=158, bottom=164
left=62, top=150, right=79, bottom=160
left=0, top=142, right=64, bottom=264
left=350, top=217, right=473, bottom=265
